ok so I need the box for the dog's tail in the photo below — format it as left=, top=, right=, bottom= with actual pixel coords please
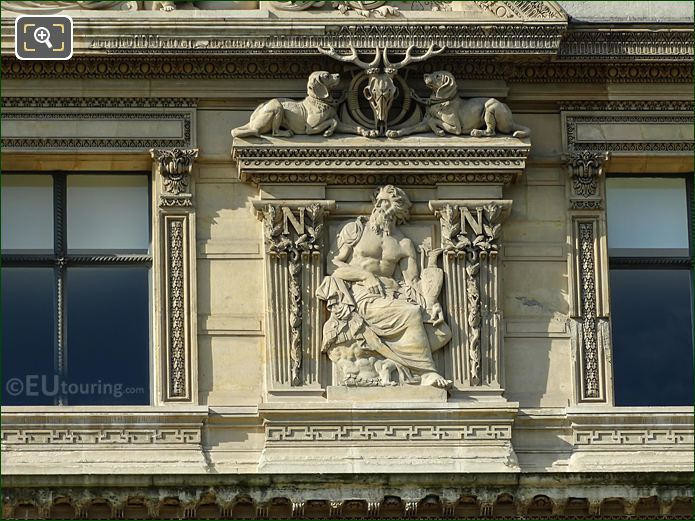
left=512, top=123, right=531, bottom=139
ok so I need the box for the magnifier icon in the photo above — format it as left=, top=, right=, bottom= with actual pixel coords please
left=33, top=26, right=52, bottom=49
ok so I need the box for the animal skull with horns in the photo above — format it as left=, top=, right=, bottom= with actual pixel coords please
left=318, top=44, right=445, bottom=136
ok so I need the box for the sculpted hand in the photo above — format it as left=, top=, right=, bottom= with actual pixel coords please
left=431, top=302, right=445, bottom=326
left=365, top=275, right=385, bottom=297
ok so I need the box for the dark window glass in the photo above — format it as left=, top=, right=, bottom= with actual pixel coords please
left=1, top=173, right=151, bottom=406
left=2, top=268, right=56, bottom=405
left=66, top=267, right=150, bottom=405
left=610, top=269, right=694, bottom=406
left=607, top=175, right=694, bottom=406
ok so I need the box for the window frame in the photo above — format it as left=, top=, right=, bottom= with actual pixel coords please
left=606, top=173, right=693, bottom=270
left=605, top=172, right=694, bottom=406
left=1, top=171, right=154, bottom=405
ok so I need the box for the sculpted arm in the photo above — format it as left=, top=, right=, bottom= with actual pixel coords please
left=399, top=238, right=420, bottom=285
left=332, top=242, right=384, bottom=296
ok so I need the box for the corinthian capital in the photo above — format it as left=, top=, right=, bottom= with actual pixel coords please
left=567, top=150, right=610, bottom=210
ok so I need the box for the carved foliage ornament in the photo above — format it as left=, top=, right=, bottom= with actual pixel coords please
left=578, top=222, right=599, bottom=399
left=261, top=204, right=326, bottom=385
left=231, top=47, right=530, bottom=139
left=150, top=147, right=199, bottom=207
left=567, top=151, right=609, bottom=210
left=436, top=204, right=502, bottom=385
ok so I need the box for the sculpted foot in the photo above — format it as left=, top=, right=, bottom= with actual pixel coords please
left=273, top=129, right=294, bottom=137
left=420, top=372, right=452, bottom=388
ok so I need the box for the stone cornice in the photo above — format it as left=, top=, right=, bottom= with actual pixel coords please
left=4, top=56, right=692, bottom=83
left=232, top=135, right=531, bottom=185
left=0, top=7, right=567, bottom=57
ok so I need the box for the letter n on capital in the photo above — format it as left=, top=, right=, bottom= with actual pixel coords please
left=282, top=207, right=305, bottom=235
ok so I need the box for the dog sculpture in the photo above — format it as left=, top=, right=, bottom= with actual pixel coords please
left=387, top=71, right=530, bottom=139
left=231, top=71, right=376, bottom=138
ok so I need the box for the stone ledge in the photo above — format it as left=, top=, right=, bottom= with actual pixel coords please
left=1, top=406, right=209, bottom=446
left=326, top=385, right=447, bottom=403
left=233, top=135, right=531, bottom=185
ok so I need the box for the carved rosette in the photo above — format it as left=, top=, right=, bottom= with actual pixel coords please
left=255, top=200, right=335, bottom=392
left=567, top=151, right=610, bottom=210
left=151, top=148, right=199, bottom=402
left=431, top=201, right=510, bottom=391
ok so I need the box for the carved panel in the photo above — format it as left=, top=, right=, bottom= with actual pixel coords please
left=151, top=148, right=199, bottom=402
left=569, top=218, right=610, bottom=403
left=567, top=151, right=609, bottom=210
left=574, top=429, right=694, bottom=447
left=266, top=424, right=512, bottom=443
left=430, top=200, right=512, bottom=392
left=1, top=428, right=201, bottom=445
left=254, top=200, right=334, bottom=393
left=2, top=108, right=195, bottom=152
left=564, top=113, right=694, bottom=154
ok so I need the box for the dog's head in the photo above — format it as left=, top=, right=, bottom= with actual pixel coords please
left=307, top=71, right=341, bottom=100
left=423, top=71, right=458, bottom=100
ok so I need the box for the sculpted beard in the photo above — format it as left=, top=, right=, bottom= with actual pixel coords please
left=369, top=202, right=398, bottom=235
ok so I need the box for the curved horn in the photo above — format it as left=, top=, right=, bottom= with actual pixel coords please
left=383, top=44, right=445, bottom=69
left=318, top=46, right=381, bottom=70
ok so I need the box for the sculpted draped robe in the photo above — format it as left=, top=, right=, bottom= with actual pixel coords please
left=317, top=217, right=449, bottom=375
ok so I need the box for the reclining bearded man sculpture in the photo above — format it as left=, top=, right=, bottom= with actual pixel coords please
left=317, top=186, right=452, bottom=388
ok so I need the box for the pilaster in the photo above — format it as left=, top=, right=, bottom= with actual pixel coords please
left=151, top=148, right=199, bottom=403
left=566, top=150, right=612, bottom=404
left=429, top=200, right=513, bottom=400
left=253, top=199, right=336, bottom=399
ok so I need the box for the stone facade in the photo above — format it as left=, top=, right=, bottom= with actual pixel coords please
left=1, top=1, right=693, bottom=519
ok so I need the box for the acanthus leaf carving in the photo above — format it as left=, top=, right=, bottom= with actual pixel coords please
left=151, top=147, right=199, bottom=208
left=567, top=151, right=609, bottom=210
left=431, top=200, right=509, bottom=389
left=258, top=201, right=330, bottom=386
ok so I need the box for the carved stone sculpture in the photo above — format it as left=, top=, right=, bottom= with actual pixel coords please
left=275, top=1, right=399, bottom=17
left=318, top=45, right=444, bottom=136
left=231, top=71, right=375, bottom=138
left=317, top=186, right=452, bottom=388
left=388, top=71, right=530, bottom=138
left=1, top=1, right=176, bottom=11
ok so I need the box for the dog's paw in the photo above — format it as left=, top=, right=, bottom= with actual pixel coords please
left=470, top=129, right=484, bottom=137
left=435, top=129, right=445, bottom=136
left=323, top=129, right=335, bottom=137
left=385, top=130, right=400, bottom=138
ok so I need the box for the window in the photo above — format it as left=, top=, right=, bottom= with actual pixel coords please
left=2, top=173, right=151, bottom=405
left=606, top=175, right=694, bottom=406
